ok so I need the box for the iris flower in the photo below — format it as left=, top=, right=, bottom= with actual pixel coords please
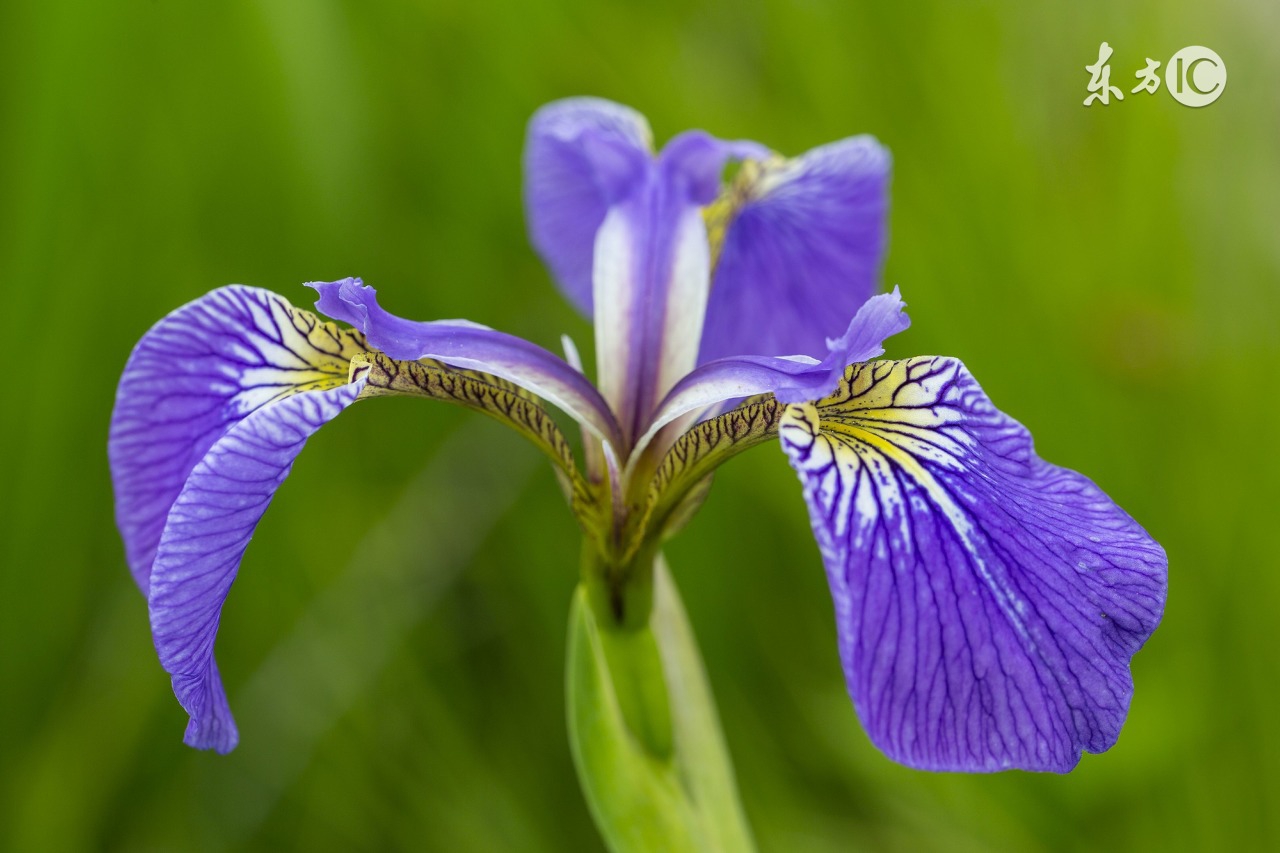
left=109, top=98, right=1165, bottom=777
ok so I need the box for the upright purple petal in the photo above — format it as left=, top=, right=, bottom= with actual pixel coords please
left=700, top=137, right=891, bottom=363
left=589, top=130, right=768, bottom=439
left=523, top=97, right=654, bottom=314
left=630, top=289, right=909, bottom=464
left=309, top=277, right=622, bottom=447
left=149, top=378, right=366, bottom=753
left=779, top=357, right=1167, bottom=772
left=109, top=286, right=368, bottom=594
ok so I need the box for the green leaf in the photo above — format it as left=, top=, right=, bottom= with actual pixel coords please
left=566, top=556, right=755, bottom=852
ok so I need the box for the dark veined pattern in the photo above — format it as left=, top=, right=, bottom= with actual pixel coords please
left=114, top=285, right=603, bottom=752
left=639, top=395, right=782, bottom=547
left=779, top=357, right=1166, bottom=772
left=109, top=286, right=370, bottom=593
left=354, top=351, right=596, bottom=523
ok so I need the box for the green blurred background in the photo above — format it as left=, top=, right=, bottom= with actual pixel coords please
left=2, top=0, right=1275, bottom=850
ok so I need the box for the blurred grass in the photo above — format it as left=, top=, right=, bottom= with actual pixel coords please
left=1, top=0, right=1276, bottom=850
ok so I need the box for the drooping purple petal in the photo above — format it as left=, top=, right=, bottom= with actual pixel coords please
left=523, top=97, right=654, bottom=314
left=148, top=378, right=367, bottom=753
left=779, top=357, right=1167, bottom=772
left=109, top=286, right=368, bottom=594
left=699, top=137, right=891, bottom=363
left=629, top=289, right=909, bottom=465
left=309, top=277, right=622, bottom=447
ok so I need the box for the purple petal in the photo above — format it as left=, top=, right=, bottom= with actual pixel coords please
left=149, top=379, right=366, bottom=753
left=590, top=130, right=768, bottom=438
left=631, top=289, right=909, bottom=463
left=700, top=136, right=891, bottom=363
left=523, top=97, right=654, bottom=314
left=523, top=96, right=771, bottom=439
left=109, top=286, right=368, bottom=594
left=779, top=357, right=1167, bottom=772
left=309, top=277, right=622, bottom=447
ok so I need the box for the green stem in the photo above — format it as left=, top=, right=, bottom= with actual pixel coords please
left=566, top=553, right=756, bottom=852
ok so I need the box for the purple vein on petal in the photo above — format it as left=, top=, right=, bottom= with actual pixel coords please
left=700, top=136, right=891, bottom=363
left=148, top=379, right=366, bottom=754
left=779, top=357, right=1166, bottom=772
left=109, top=286, right=368, bottom=594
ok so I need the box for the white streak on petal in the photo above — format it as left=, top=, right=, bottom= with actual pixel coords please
left=592, top=206, right=638, bottom=429
left=654, top=208, right=712, bottom=406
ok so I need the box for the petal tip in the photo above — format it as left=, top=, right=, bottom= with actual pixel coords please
left=529, top=96, right=653, bottom=149
left=183, top=714, right=240, bottom=754
left=309, top=277, right=372, bottom=330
